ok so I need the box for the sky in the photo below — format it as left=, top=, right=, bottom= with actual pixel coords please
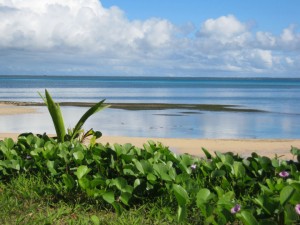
left=0, top=0, right=299, bottom=77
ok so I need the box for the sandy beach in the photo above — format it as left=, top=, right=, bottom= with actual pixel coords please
left=0, top=103, right=37, bottom=115
left=1, top=103, right=300, bottom=160
left=1, top=133, right=299, bottom=160
left=100, top=136, right=300, bottom=160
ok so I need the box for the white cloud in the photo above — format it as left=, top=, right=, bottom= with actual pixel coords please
left=256, top=31, right=276, bottom=48
left=196, top=14, right=252, bottom=53
left=278, top=25, right=300, bottom=52
left=0, top=0, right=174, bottom=52
left=0, top=0, right=299, bottom=76
left=199, top=15, right=246, bottom=38
left=285, top=57, right=294, bottom=65
left=281, top=26, right=296, bottom=43
left=248, top=49, right=273, bottom=69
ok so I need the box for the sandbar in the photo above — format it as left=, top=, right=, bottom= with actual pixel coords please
left=0, top=103, right=37, bottom=115
left=0, top=101, right=265, bottom=113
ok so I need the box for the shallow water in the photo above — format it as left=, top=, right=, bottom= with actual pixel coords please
left=0, top=76, right=300, bottom=139
left=0, top=106, right=299, bottom=139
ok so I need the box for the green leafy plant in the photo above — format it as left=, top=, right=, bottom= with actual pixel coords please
left=1, top=130, right=300, bottom=223
left=39, top=89, right=109, bottom=142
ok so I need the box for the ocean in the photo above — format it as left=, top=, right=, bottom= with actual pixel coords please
left=0, top=75, right=300, bottom=139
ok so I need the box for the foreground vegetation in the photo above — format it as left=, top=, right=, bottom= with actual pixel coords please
left=1, top=133, right=300, bottom=224
left=1, top=90, right=300, bottom=224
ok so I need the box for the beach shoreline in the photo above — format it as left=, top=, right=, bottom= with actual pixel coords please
left=1, top=102, right=300, bottom=160
left=0, top=100, right=264, bottom=112
left=1, top=132, right=299, bottom=160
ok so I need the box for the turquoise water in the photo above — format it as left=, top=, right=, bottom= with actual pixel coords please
left=0, top=76, right=300, bottom=138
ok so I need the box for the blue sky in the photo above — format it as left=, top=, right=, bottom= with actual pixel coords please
left=101, top=1, right=299, bottom=34
left=0, top=0, right=299, bottom=77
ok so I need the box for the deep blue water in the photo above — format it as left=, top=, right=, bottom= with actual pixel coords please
left=0, top=75, right=300, bottom=139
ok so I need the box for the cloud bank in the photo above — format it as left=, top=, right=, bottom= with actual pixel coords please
left=0, top=0, right=299, bottom=76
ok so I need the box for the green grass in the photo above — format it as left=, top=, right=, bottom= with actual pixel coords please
left=0, top=173, right=186, bottom=225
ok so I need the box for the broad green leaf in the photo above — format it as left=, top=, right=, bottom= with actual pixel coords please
left=290, top=191, right=300, bottom=205
left=196, top=188, right=212, bottom=206
left=179, top=154, right=194, bottom=168
left=217, top=191, right=235, bottom=209
left=147, top=173, right=157, bottom=181
left=258, top=184, right=273, bottom=195
left=258, top=156, right=272, bottom=171
left=103, top=191, right=115, bottom=204
left=75, top=165, right=91, bottom=179
left=202, top=147, right=212, bottom=159
left=57, top=148, right=70, bottom=163
left=91, top=215, right=100, bottom=225
left=10, top=160, right=20, bottom=170
left=123, top=185, right=133, bottom=194
left=290, top=182, right=300, bottom=192
left=211, top=169, right=226, bottom=178
left=132, top=159, right=153, bottom=175
left=73, top=151, right=84, bottom=162
left=4, top=138, right=14, bottom=149
left=44, top=141, right=55, bottom=152
left=123, top=143, right=133, bottom=152
left=140, top=160, right=154, bottom=174
left=46, top=160, right=57, bottom=175
left=168, top=167, right=177, bottom=180
left=133, top=178, right=141, bottom=188
left=112, top=177, right=127, bottom=191
left=79, top=177, right=90, bottom=189
left=271, top=158, right=280, bottom=168
left=233, top=161, right=246, bottom=178
left=214, top=186, right=224, bottom=197
left=280, top=186, right=295, bottom=205
left=114, top=143, right=123, bottom=156
left=146, top=182, right=154, bottom=190
left=0, top=160, right=10, bottom=168
left=120, top=192, right=131, bottom=206
left=123, top=168, right=136, bottom=176
left=133, top=159, right=144, bottom=174
left=173, top=184, right=189, bottom=206
left=253, top=196, right=272, bottom=215
left=290, top=146, right=300, bottom=156
left=223, top=154, right=234, bottom=165
left=143, top=143, right=154, bottom=154
left=42, top=146, right=56, bottom=160
left=236, top=211, right=258, bottom=225
left=90, top=178, right=105, bottom=188
left=153, top=163, right=172, bottom=181
left=43, top=90, right=66, bottom=142
left=177, top=205, right=187, bottom=223
left=147, top=140, right=156, bottom=147
left=112, top=202, right=123, bottom=216
left=242, top=158, right=250, bottom=167
left=265, top=179, right=275, bottom=192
